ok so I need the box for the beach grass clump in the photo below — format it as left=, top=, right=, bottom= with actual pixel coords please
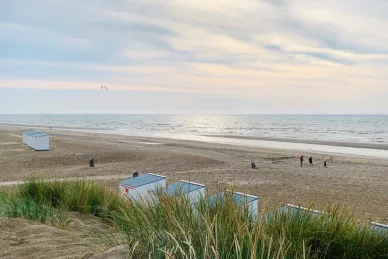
left=17, top=178, right=124, bottom=219
left=114, top=194, right=286, bottom=258
left=0, top=192, right=70, bottom=229
left=265, top=205, right=388, bottom=258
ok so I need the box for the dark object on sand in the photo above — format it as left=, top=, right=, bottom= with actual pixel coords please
left=324, top=161, right=327, bottom=167
left=309, top=157, right=313, bottom=166
left=89, top=158, right=94, bottom=167
left=251, top=161, right=257, bottom=169
left=133, top=171, right=139, bottom=178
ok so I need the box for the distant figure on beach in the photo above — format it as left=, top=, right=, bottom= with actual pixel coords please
left=251, top=161, right=257, bottom=169
left=324, top=161, right=327, bottom=167
left=300, top=155, right=304, bottom=167
left=309, top=157, right=313, bottom=166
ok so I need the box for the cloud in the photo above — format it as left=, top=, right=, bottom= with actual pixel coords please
left=1, top=0, right=388, bottom=113
left=0, top=21, right=90, bottom=49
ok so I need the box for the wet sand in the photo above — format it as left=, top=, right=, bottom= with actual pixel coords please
left=204, top=134, right=388, bottom=150
left=1, top=127, right=388, bottom=222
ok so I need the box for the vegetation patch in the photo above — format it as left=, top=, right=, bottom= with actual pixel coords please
left=1, top=179, right=387, bottom=258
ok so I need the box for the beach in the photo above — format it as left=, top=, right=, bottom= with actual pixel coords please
left=1, top=127, right=388, bottom=222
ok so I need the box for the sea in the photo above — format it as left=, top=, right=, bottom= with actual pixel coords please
left=1, top=114, right=388, bottom=158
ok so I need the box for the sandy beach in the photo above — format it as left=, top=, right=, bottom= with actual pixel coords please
left=1, top=127, right=388, bottom=222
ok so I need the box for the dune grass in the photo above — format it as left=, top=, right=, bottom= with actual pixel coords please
left=115, top=194, right=388, bottom=258
left=1, top=179, right=387, bottom=258
left=17, top=178, right=124, bottom=219
left=0, top=192, right=70, bottom=229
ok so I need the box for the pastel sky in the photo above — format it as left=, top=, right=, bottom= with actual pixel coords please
left=1, top=0, right=388, bottom=114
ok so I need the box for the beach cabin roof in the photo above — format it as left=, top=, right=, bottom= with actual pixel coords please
left=120, top=173, right=165, bottom=188
left=209, top=191, right=258, bottom=205
left=28, top=131, right=41, bottom=136
left=26, top=131, right=48, bottom=137
left=260, top=204, right=323, bottom=223
left=165, top=180, right=204, bottom=195
left=34, top=133, right=48, bottom=137
left=276, top=204, right=323, bottom=217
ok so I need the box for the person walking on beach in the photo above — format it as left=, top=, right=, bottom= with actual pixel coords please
left=324, top=161, right=327, bottom=167
left=309, top=156, right=313, bottom=166
left=300, top=155, right=304, bottom=167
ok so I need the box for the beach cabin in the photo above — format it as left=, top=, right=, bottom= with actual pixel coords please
left=277, top=204, right=323, bottom=217
left=155, top=180, right=205, bottom=204
left=23, top=131, right=49, bottom=150
left=119, top=173, right=166, bottom=201
left=208, top=191, right=259, bottom=216
left=371, top=222, right=388, bottom=233
left=261, top=204, right=324, bottom=223
left=33, top=133, right=50, bottom=151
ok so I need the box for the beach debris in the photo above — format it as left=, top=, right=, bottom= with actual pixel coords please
left=89, top=158, right=95, bottom=167
left=101, top=86, right=108, bottom=91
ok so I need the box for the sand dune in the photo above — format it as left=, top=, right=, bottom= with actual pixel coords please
left=0, top=215, right=113, bottom=259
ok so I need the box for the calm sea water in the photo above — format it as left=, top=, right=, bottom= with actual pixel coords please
left=1, top=114, right=388, bottom=144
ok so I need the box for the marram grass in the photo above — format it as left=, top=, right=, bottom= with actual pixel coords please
left=1, top=179, right=387, bottom=258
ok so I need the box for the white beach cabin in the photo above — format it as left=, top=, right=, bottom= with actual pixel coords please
left=33, top=133, right=50, bottom=151
left=155, top=180, right=205, bottom=204
left=208, top=191, right=259, bottom=216
left=119, top=173, right=166, bottom=201
left=23, top=131, right=49, bottom=150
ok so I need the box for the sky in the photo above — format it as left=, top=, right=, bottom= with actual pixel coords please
left=1, top=0, right=388, bottom=114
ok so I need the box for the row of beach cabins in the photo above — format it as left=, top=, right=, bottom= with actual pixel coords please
left=119, top=173, right=259, bottom=214
left=23, top=131, right=50, bottom=151
left=119, top=173, right=388, bottom=233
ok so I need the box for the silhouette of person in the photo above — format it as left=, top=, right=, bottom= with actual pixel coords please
left=251, top=161, right=257, bottom=169
left=300, top=155, right=304, bottom=167
left=309, top=157, right=313, bottom=166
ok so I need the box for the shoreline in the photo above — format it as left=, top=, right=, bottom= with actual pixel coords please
left=203, top=134, right=388, bottom=151
left=2, top=124, right=388, bottom=158
left=2, top=122, right=388, bottom=150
